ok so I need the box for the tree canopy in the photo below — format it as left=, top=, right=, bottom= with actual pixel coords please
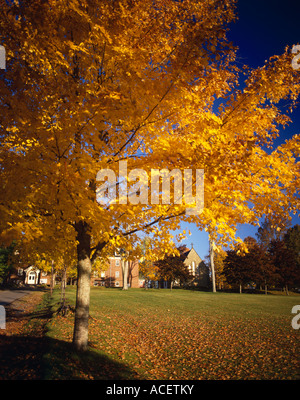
left=1, top=0, right=300, bottom=349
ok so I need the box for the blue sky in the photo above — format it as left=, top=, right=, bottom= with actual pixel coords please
left=173, top=0, right=300, bottom=260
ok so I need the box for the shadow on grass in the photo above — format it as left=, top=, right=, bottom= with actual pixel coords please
left=5, top=305, right=54, bottom=323
left=0, top=334, right=137, bottom=380
left=1, top=294, right=137, bottom=380
left=44, top=337, right=138, bottom=380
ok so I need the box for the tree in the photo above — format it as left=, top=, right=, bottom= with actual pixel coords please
left=139, top=236, right=172, bottom=289
left=139, top=259, right=158, bottom=289
left=155, top=249, right=191, bottom=289
left=256, top=217, right=291, bottom=251
left=243, top=236, right=276, bottom=294
left=212, top=248, right=227, bottom=290
left=223, top=237, right=257, bottom=292
left=223, top=249, right=248, bottom=293
left=223, top=237, right=277, bottom=294
left=284, top=224, right=300, bottom=266
left=1, top=0, right=300, bottom=350
left=209, top=236, right=217, bottom=292
left=0, top=242, right=15, bottom=286
left=268, top=239, right=299, bottom=295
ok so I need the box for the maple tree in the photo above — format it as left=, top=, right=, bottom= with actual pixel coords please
left=139, top=237, right=160, bottom=288
left=155, top=246, right=192, bottom=288
left=208, top=247, right=227, bottom=291
left=1, top=0, right=300, bottom=350
left=284, top=224, right=300, bottom=266
left=268, top=238, right=299, bottom=295
left=243, top=237, right=276, bottom=294
left=255, top=217, right=290, bottom=250
left=0, top=242, right=15, bottom=285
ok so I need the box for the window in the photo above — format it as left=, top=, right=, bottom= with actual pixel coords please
left=115, top=271, right=119, bottom=278
left=100, top=271, right=105, bottom=278
left=17, top=268, right=23, bottom=276
left=115, top=281, right=120, bottom=287
left=115, top=259, right=120, bottom=266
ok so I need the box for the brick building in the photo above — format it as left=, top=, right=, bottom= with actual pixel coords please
left=91, top=256, right=140, bottom=288
left=8, top=255, right=139, bottom=289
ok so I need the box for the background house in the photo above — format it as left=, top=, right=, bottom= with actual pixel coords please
left=8, top=255, right=140, bottom=289
left=8, top=265, right=53, bottom=286
left=182, top=245, right=209, bottom=288
left=91, top=256, right=139, bottom=288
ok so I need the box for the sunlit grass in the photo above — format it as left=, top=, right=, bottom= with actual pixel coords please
left=45, top=287, right=300, bottom=380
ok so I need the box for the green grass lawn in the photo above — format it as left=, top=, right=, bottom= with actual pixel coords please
left=44, top=287, right=300, bottom=380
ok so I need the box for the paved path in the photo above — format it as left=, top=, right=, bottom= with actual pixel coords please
left=0, top=290, right=32, bottom=306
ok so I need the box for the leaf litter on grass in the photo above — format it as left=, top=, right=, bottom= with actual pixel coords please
left=46, top=289, right=300, bottom=380
left=84, top=307, right=300, bottom=380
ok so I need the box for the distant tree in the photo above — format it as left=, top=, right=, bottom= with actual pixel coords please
left=138, top=237, right=155, bottom=289
left=223, top=249, right=250, bottom=293
left=243, top=236, right=257, bottom=249
left=256, top=217, right=290, bottom=250
left=243, top=236, right=276, bottom=294
left=0, top=243, right=15, bottom=286
left=268, top=239, right=299, bottom=295
left=155, top=251, right=191, bottom=289
left=211, top=248, right=227, bottom=290
left=284, top=224, right=300, bottom=266
left=223, top=237, right=277, bottom=293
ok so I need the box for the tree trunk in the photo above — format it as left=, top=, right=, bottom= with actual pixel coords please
left=73, top=221, right=92, bottom=352
left=122, top=259, right=128, bottom=290
left=239, top=283, right=242, bottom=294
left=265, top=284, right=268, bottom=295
left=285, top=284, right=289, bottom=295
left=50, top=259, right=54, bottom=297
left=60, top=266, right=67, bottom=308
left=73, top=256, right=91, bottom=351
left=209, top=237, right=216, bottom=293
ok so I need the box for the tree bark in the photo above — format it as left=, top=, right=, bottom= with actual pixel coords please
left=209, top=237, right=216, bottom=293
left=50, top=260, right=54, bottom=297
left=73, top=221, right=92, bottom=352
left=122, top=259, right=128, bottom=290
left=285, top=284, right=289, bottom=296
left=60, top=266, right=67, bottom=308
